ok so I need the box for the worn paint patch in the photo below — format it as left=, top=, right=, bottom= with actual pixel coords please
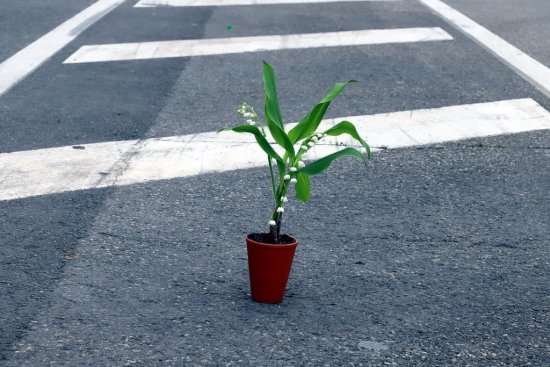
left=1, top=98, right=549, bottom=202
left=63, top=28, right=453, bottom=63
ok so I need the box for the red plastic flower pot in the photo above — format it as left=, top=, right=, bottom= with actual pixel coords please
left=246, top=234, right=298, bottom=304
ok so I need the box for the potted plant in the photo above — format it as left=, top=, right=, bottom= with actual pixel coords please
left=220, top=61, right=371, bottom=303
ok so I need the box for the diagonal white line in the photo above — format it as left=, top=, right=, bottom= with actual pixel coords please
left=63, top=27, right=453, bottom=63
left=1, top=98, right=549, bottom=202
left=0, top=0, right=125, bottom=97
left=419, top=0, right=550, bottom=99
left=135, top=0, right=400, bottom=7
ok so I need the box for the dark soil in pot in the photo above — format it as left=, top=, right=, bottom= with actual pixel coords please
left=248, top=233, right=295, bottom=245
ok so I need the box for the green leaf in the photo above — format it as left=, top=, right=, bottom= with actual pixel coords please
left=218, top=125, right=283, bottom=163
left=262, top=61, right=284, bottom=129
left=275, top=158, right=287, bottom=184
left=324, top=120, right=371, bottom=158
left=262, top=61, right=295, bottom=160
left=288, top=80, right=357, bottom=144
left=298, top=147, right=365, bottom=176
left=295, top=173, right=311, bottom=202
left=319, top=80, right=358, bottom=103
left=268, top=120, right=296, bottom=161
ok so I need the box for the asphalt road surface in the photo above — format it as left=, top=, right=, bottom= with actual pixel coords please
left=1, top=0, right=549, bottom=365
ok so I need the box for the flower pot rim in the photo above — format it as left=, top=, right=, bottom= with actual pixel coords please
left=246, top=233, right=298, bottom=249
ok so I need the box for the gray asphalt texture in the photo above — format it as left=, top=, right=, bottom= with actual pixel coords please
left=1, top=0, right=549, bottom=365
left=0, top=2, right=213, bottom=153
left=5, top=131, right=550, bottom=366
left=447, top=0, right=550, bottom=68
left=0, top=0, right=95, bottom=63
left=0, top=190, right=112, bottom=360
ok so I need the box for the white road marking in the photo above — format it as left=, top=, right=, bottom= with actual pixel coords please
left=63, top=27, right=453, bottom=63
left=419, top=0, right=550, bottom=99
left=135, top=0, right=399, bottom=7
left=0, top=0, right=125, bottom=97
left=1, top=98, right=549, bottom=202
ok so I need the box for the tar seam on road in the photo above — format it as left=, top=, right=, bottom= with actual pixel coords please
left=1, top=98, right=549, bottom=202
left=419, top=0, right=550, bottom=99
left=0, top=0, right=125, bottom=97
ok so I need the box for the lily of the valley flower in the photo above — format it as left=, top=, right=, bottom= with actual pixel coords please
left=238, top=104, right=248, bottom=115
left=224, top=64, right=370, bottom=244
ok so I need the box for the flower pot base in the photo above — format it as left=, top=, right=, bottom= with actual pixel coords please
left=246, top=234, right=298, bottom=304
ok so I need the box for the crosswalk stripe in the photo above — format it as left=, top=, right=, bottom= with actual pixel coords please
left=1, top=98, right=549, bottom=202
left=135, top=0, right=400, bottom=7
left=63, top=27, right=453, bottom=64
left=420, top=0, right=550, bottom=99
left=0, top=0, right=125, bottom=97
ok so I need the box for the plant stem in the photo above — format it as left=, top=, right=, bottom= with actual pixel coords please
left=270, top=169, right=293, bottom=243
left=268, top=158, right=276, bottom=201
left=269, top=220, right=279, bottom=243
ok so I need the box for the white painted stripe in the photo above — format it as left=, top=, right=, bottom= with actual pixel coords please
left=1, top=99, right=549, bottom=202
left=135, top=0, right=399, bottom=7
left=0, top=0, right=125, bottom=97
left=419, top=0, right=550, bottom=99
left=63, top=27, right=453, bottom=63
